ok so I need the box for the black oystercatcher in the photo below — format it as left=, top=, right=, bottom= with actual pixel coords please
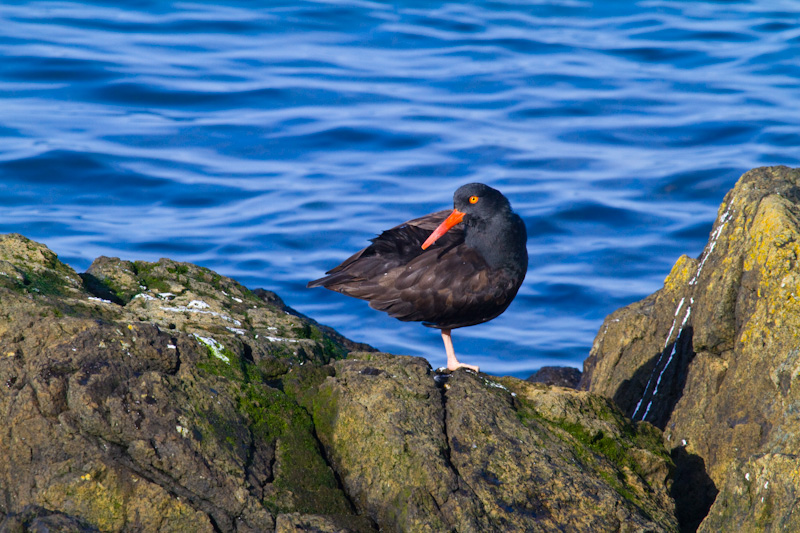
left=307, top=183, right=528, bottom=372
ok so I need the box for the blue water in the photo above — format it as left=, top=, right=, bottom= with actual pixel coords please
left=1, top=1, right=798, bottom=378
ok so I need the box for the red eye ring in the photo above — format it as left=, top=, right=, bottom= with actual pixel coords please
left=469, top=196, right=479, bottom=204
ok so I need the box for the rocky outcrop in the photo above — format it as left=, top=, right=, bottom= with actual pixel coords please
left=582, top=166, right=800, bottom=531
left=0, top=234, right=364, bottom=532
left=527, top=365, right=582, bottom=388
left=0, top=233, right=678, bottom=531
left=293, top=354, right=676, bottom=532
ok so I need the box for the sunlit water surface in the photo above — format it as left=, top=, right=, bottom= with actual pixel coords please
left=1, top=1, right=799, bottom=377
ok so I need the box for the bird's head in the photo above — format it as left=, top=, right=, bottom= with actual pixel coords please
left=421, top=183, right=510, bottom=250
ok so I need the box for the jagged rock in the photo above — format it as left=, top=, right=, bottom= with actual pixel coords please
left=0, top=234, right=361, bottom=532
left=297, top=353, right=677, bottom=532
left=581, top=166, right=800, bottom=530
left=698, top=453, right=800, bottom=532
left=0, top=505, right=99, bottom=532
left=0, top=233, right=678, bottom=531
left=274, top=513, right=376, bottom=533
left=526, top=365, right=582, bottom=388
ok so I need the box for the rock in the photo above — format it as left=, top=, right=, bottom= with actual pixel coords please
left=0, top=234, right=361, bottom=532
left=0, top=505, right=99, bottom=532
left=526, top=365, right=582, bottom=388
left=301, top=353, right=678, bottom=532
left=698, top=453, right=800, bottom=532
left=274, top=513, right=376, bottom=533
left=581, top=166, right=800, bottom=530
left=0, top=232, right=678, bottom=531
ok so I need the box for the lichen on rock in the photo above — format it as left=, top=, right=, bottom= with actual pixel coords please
left=301, top=353, right=677, bottom=532
left=582, top=166, right=800, bottom=531
left=0, top=234, right=367, bottom=532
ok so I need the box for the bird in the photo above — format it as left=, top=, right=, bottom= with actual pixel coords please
left=307, top=183, right=528, bottom=372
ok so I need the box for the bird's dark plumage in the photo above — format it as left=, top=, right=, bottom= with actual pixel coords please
left=308, top=183, right=528, bottom=371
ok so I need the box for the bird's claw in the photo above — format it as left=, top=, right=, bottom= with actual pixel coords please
left=447, top=361, right=479, bottom=373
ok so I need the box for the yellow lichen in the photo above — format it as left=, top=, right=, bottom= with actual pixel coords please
left=737, top=194, right=800, bottom=351
left=41, top=463, right=213, bottom=532
left=664, top=254, right=698, bottom=292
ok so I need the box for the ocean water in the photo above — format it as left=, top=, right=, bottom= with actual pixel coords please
left=1, top=1, right=798, bottom=377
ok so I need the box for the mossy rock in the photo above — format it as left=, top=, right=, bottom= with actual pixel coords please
left=304, top=353, right=678, bottom=532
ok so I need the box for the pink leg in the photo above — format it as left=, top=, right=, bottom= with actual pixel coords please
left=441, top=329, right=479, bottom=372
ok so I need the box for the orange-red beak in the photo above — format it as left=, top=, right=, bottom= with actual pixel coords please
left=421, top=209, right=465, bottom=250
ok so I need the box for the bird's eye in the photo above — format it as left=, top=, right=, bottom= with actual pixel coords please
left=469, top=196, right=479, bottom=204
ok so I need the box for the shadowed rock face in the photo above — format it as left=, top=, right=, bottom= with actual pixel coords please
left=581, top=166, right=800, bottom=531
left=527, top=365, right=582, bottom=388
left=0, top=233, right=678, bottom=532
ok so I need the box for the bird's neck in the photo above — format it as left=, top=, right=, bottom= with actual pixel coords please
left=464, top=213, right=527, bottom=272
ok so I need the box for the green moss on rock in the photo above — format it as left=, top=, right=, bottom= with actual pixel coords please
left=192, top=335, right=352, bottom=517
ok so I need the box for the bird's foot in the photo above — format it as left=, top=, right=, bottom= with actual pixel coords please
left=441, top=330, right=479, bottom=372
left=447, top=360, right=479, bottom=372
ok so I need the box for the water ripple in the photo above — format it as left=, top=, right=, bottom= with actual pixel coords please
left=0, top=0, right=798, bottom=376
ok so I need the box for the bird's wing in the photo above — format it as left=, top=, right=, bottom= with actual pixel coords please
left=366, top=244, right=519, bottom=327
left=308, top=210, right=460, bottom=286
